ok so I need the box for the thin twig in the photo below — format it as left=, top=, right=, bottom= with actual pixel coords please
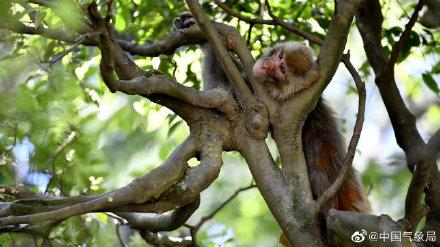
left=116, top=224, right=128, bottom=247
left=47, top=37, right=84, bottom=64
left=387, top=0, right=425, bottom=69
left=43, top=238, right=53, bottom=247
left=196, top=183, right=256, bottom=228
left=315, top=51, right=366, bottom=213
left=246, top=23, right=254, bottom=46
left=185, top=183, right=256, bottom=244
left=185, top=0, right=256, bottom=106
left=32, top=234, right=38, bottom=247
left=213, top=0, right=273, bottom=25
left=265, top=0, right=323, bottom=45
left=172, top=59, right=178, bottom=79
left=28, top=0, right=52, bottom=6
left=44, top=130, right=79, bottom=170
left=214, top=0, right=323, bottom=45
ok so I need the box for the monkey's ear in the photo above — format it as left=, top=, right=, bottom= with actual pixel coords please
left=283, top=43, right=314, bottom=76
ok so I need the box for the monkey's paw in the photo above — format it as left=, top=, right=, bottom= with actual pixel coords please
left=271, top=88, right=293, bottom=101
left=173, top=12, right=196, bottom=29
left=275, top=92, right=292, bottom=101
left=270, top=88, right=282, bottom=99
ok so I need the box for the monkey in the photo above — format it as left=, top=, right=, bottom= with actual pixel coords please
left=252, top=41, right=370, bottom=246
left=173, top=12, right=370, bottom=246
left=252, top=41, right=371, bottom=214
left=174, top=12, right=234, bottom=93
left=253, top=42, right=319, bottom=100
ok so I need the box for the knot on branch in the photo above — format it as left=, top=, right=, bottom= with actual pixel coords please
left=244, top=104, right=269, bottom=140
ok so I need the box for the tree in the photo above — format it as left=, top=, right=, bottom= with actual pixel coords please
left=0, top=0, right=439, bottom=246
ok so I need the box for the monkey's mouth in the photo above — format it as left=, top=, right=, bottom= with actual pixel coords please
left=268, top=76, right=278, bottom=82
left=272, top=66, right=287, bottom=83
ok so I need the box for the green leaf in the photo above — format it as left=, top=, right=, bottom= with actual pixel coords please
left=383, top=26, right=403, bottom=47
left=114, top=15, right=127, bottom=31
left=95, top=213, right=109, bottom=224
left=388, top=26, right=403, bottom=36
left=15, top=89, right=38, bottom=113
left=168, top=120, right=182, bottom=137
left=397, top=31, right=421, bottom=63
left=432, top=61, right=440, bottom=74
left=422, top=73, right=439, bottom=94
left=316, top=17, right=331, bottom=29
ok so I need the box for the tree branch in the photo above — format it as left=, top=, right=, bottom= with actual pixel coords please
left=387, top=0, right=425, bottom=69
left=356, top=0, right=440, bottom=235
left=264, top=0, right=323, bottom=45
left=427, top=128, right=440, bottom=157
left=213, top=0, right=273, bottom=25
left=185, top=184, right=256, bottom=245
left=2, top=125, right=229, bottom=221
left=185, top=0, right=255, bottom=106
left=194, top=184, right=255, bottom=229
left=402, top=158, right=432, bottom=231
left=0, top=137, right=197, bottom=226
left=103, top=75, right=239, bottom=119
left=327, top=210, right=410, bottom=247
left=111, top=123, right=228, bottom=214
left=213, top=0, right=323, bottom=45
left=0, top=221, right=58, bottom=237
left=86, top=3, right=239, bottom=121
left=28, top=0, right=53, bottom=6
left=139, top=230, right=192, bottom=247
left=315, top=52, right=366, bottom=213
left=238, top=137, right=325, bottom=246
left=118, top=197, right=200, bottom=231
left=0, top=186, right=57, bottom=201
left=356, top=0, right=425, bottom=154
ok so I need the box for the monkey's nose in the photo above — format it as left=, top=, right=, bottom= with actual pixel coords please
left=262, top=62, right=269, bottom=69
left=261, top=60, right=274, bottom=70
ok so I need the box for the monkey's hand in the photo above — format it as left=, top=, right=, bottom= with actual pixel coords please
left=173, top=12, right=196, bottom=30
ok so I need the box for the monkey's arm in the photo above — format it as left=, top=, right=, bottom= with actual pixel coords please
left=175, top=12, right=236, bottom=93
left=200, top=44, right=232, bottom=92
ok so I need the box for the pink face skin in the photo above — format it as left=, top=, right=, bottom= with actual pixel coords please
left=253, top=49, right=287, bottom=84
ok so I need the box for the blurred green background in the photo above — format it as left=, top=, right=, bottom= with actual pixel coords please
left=0, top=0, right=439, bottom=246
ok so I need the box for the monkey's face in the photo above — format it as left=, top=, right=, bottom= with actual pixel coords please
left=253, top=48, right=287, bottom=85
left=253, top=42, right=314, bottom=86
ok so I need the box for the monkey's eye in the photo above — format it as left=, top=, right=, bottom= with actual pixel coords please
left=278, top=51, right=284, bottom=59
left=280, top=64, right=286, bottom=74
